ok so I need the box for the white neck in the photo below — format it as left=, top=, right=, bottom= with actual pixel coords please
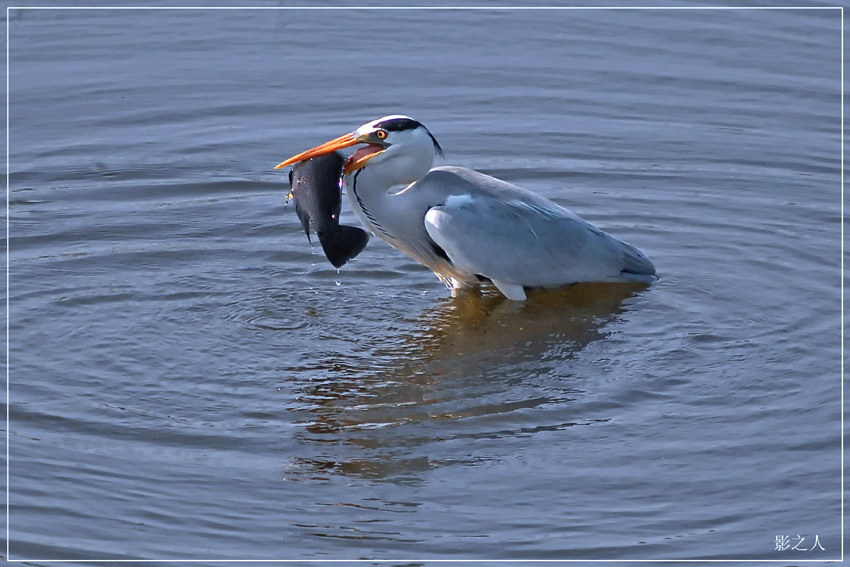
left=345, top=164, right=408, bottom=243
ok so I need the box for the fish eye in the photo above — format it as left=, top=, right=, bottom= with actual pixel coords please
left=375, top=129, right=388, bottom=140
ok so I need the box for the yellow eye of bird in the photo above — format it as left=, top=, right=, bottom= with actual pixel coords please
left=375, top=129, right=388, bottom=140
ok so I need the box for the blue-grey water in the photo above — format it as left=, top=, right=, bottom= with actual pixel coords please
left=6, top=3, right=843, bottom=564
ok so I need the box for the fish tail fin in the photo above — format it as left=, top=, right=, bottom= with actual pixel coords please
left=318, top=225, right=370, bottom=268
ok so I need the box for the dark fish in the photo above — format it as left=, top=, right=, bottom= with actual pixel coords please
left=287, top=152, right=369, bottom=268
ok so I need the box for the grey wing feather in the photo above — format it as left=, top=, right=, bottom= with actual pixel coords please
left=421, top=167, right=656, bottom=287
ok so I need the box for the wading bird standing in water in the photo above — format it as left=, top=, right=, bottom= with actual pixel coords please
left=275, top=115, right=656, bottom=301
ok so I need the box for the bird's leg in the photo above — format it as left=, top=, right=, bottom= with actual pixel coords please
left=491, top=279, right=527, bottom=301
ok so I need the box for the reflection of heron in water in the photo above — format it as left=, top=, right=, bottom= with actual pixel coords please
left=418, top=282, right=649, bottom=367
left=286, top=283, right=649, bottom=481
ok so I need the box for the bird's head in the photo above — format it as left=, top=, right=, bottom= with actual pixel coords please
left=275, top=115, right=443, bottom=183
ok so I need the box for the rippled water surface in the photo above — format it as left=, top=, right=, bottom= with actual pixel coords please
left=7, top=4, right=843, bottom=564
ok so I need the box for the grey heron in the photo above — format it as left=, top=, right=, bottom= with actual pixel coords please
left=275, top=115, right=656, bottom=301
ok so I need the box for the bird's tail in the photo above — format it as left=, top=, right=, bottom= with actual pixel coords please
left=618, top=240, right=657, bottom=283
left=318, top=225, right=370, bottom=268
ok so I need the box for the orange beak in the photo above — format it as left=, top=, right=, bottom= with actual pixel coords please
left=273, top=132, right=362, bottom=170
